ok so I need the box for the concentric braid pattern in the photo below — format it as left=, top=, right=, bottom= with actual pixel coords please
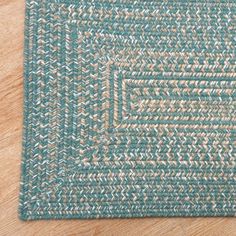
left=20, top=0, right=236, bottom=219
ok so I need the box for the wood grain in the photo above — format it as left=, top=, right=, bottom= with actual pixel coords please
left=0, top=0, right=236, bottom=235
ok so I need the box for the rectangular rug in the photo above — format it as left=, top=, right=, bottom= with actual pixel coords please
left=19, top=0, right=236, bottom=220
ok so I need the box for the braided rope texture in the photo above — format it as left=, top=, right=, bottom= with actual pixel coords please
left=19, top=0, right=236, bottom=220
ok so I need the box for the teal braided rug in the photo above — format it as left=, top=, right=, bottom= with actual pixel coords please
left=19, top=0, right=236, bottom=220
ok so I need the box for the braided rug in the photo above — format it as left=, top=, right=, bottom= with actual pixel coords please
left=20, top=0, right=236, bottom=220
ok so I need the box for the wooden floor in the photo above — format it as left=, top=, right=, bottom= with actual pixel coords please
left=0, top=0, right=236, bottom=235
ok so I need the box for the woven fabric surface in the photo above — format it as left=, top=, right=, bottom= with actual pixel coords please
left=20, top=0, right=236, bottom=220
